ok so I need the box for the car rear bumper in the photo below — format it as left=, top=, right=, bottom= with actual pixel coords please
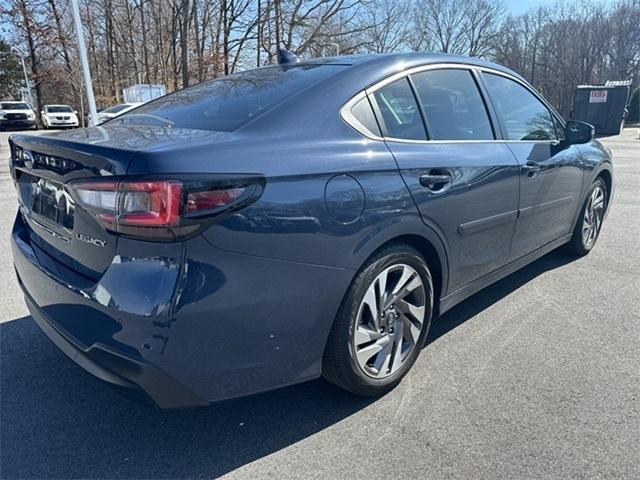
left=12, top=220, right=208, bottom=409
left=23, top=293, right=207, bottom=408
left=12, top=212, right=353, bottom=408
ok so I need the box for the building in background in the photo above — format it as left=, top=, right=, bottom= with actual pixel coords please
left=122, top=84, right=166, bottom=104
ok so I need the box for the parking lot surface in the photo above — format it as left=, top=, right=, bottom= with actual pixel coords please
left=0, top=129, right=638, bottom=479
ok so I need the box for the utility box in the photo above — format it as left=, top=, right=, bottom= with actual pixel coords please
left=571, top=80, right=631, bottom=135
left=122, top=84, right=167, bottom=104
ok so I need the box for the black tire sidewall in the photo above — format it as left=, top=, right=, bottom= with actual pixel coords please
left=343, top=247, right=433, bottom=392
left=578, top=178, right=607, bottom=253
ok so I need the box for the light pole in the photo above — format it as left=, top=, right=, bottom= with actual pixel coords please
left=70, top=0, right=98, bottom=126
left=12, top=49, right=33, bottom=106
left=1, top=48, right=33, bottom=106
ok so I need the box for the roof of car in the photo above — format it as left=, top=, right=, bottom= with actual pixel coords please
left=300, top=52, right=522, bottom=80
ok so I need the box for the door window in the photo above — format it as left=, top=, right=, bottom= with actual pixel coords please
left=411, top=69, right=494, bottom=140
left=482, top=73, right=556, bottom=141
left=372, top=79, right=427, bottom=141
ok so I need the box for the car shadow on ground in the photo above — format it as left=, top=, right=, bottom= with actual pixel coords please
left=427, top=249, right=575, bottom=345
left=0, top=250, right=576, bottom=479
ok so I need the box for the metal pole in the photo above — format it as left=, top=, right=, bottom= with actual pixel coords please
left=80, top=90, right=85, bottom=128
left=17, top=54, right=33, bottom=106
left=5, top=48, right=33, bottom=106
left=70, top=0, right=98, bottom=126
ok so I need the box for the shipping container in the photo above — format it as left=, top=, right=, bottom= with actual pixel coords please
left=571, top=81, right=631, bottom=136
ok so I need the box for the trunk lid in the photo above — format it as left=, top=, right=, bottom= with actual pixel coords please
left=9, top=126, right=159, bottom=278
left=9, top=125, right=236, bottom=279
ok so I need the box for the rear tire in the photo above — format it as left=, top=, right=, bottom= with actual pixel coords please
left=323, top=243, right=434, bottom=396
left=565, top=177, right=607, bottom=256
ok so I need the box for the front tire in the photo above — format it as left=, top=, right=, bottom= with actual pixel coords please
left=565, top=177, right=607, bottom=256
left=323, top=243, right=434, bottom=396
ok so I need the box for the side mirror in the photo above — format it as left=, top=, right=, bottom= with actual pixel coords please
left=565, top=120, right=595, bottom=145
left=74, top=110, right=78, bottom=115
left=40, top=111, right=44, bottom=115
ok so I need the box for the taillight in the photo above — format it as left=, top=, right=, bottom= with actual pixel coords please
left=70, top=176, right=260, bottom=241
left=116, top=181, right=183, bottom=226
left=186, top=188, right=244, bottom=212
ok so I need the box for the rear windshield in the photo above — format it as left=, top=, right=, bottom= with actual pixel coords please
left=1, top=102, right=29, bottom=110
left=47, top=106, right=73, bottom=113
left=112, top=64, right=345, bottom=131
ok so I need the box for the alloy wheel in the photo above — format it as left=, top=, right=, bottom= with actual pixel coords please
left=582, top=185, right=605, bottom=249
left=352, top=263, right=426, bottom=379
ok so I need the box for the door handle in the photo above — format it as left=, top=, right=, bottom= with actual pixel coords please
left=522, top=161, right=541, bottom=176
left=419, top=172, right=452, bottom=191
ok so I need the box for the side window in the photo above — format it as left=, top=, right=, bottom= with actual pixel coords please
left=482, top=73, right=556, bottom=141
left=411, top=69, right=494, bottom=140
left=372, top=78, right=427, bottom=141
left=349, top=96, right=381, bottom=137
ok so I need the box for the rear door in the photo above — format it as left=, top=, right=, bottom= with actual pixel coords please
left=369, top=67, right=520, bottom=292
left=479, top=72, right=584, bottom=258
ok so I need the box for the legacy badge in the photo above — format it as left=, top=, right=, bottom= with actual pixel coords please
left=76, top=233, right=107, bottom=248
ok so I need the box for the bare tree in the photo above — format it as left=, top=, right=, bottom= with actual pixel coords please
left=413, top=0, right=504, bottom=56
left=1, top=0, right=637, bottom=122
left=360, top=0, right=411, bottom=53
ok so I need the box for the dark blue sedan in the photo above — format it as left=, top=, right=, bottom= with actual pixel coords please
left=9, top=53, right=613, bottom=408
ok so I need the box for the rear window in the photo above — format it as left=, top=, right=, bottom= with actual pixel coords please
left=113, top=64, right=345, bottom=131
left=1, top=102, right=29, bottom=110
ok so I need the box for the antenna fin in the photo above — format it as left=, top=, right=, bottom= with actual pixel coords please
left=277, top=48, right=300, bottom=65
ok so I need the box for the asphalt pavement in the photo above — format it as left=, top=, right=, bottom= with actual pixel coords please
left=0, top=128, right=638, bottom=479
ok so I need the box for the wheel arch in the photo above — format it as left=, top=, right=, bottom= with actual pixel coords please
left=587, top=163, right=614, bottom=220
left=353, top=229, right=449, bottom=317
left=596, top=168, right=613, bottom=205
left=571, top=163, right=613, bottom=232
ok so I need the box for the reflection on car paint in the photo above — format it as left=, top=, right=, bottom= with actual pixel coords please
left=92, top=255, right=180, bottom=317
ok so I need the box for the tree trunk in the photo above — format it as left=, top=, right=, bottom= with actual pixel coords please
left=140, top=0, right=150, bottom=83
left=180, top=0, right=190, bottom=87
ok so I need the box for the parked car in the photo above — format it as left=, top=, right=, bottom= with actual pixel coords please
left=8, top=53, right=613, bottom=409
left=0, top=101, right=37, bottom=131
left=90, top=102, right=142, bottom=125
left=41, top=105, right=79, bottom=129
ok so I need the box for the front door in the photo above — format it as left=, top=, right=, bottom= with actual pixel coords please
left=480, top=72, right=584, bottom=258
